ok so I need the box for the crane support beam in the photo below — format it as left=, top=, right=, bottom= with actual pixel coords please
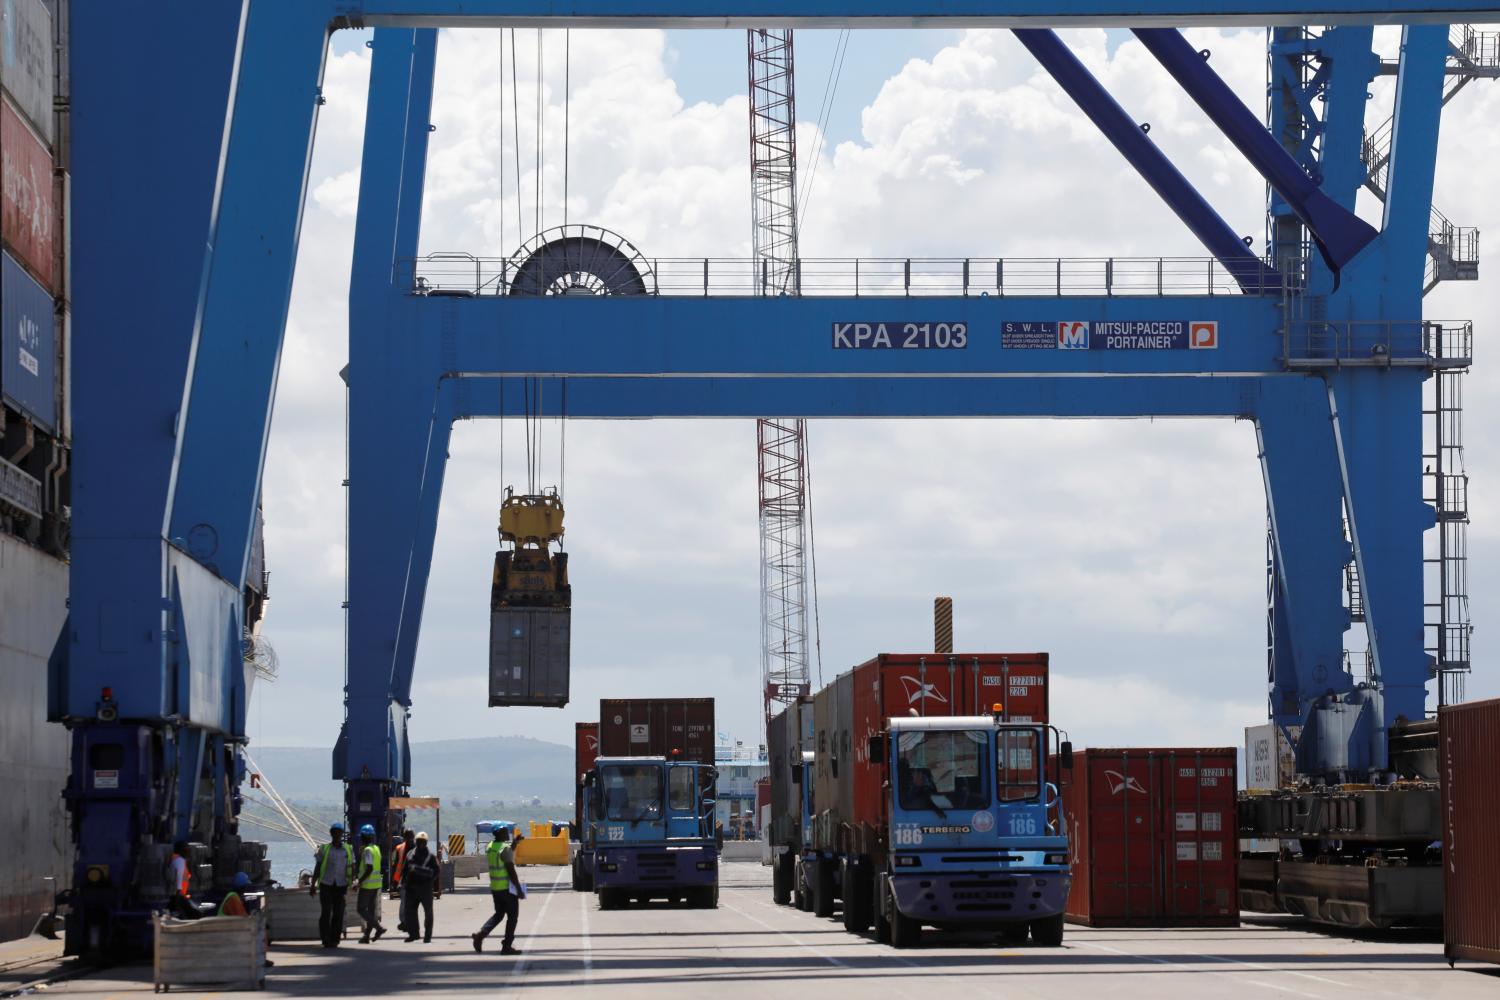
left=334, top=1, right=1500, bottom=28
left=1013, top=29, right=1281, bottom=294
left=1132, top=28, right=1378, bottom=273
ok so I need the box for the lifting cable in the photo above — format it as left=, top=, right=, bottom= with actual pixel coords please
left=797, top=30, right=852, bottom=240
left=564, top=30, right=571, bottom=226
left=536, top=28, right=544, bottom=236
left=510, top=30, right=524, bottom=246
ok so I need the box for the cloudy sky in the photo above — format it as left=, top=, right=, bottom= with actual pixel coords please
left=248, top=25, right=1500, bottom=776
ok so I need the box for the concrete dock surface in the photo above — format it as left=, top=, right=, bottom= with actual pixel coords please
left=7, top=863, right=1498, bottom=998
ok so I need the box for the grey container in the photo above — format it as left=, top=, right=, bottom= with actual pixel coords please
left=489, top=607, right=570, bottom=707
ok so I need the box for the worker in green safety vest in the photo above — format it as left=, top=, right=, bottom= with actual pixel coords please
left=355, top=823, right=388, bottom=944
left=471, top=826, right=525, bottom=955
left=312, top=822, right=355, bottom=948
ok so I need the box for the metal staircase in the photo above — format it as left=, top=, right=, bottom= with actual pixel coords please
left=1424, top=340, right=1473, bottom=706
left=1362, top=25, right=1500, bottom=293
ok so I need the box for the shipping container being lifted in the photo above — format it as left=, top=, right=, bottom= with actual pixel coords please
left=488, top=489, right=570, bottom=708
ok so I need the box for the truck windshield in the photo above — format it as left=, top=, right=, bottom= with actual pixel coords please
left=997, top=729, right=1042, bottom=802
left=601, top=765, right=663, bottom=821
left=895, top=729, right=989, bottom=811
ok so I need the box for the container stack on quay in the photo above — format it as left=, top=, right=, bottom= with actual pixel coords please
left=0, top=0, right=73, bottom=946
left=1440, top=697, right=1500, bottom=967
left=1054, top=747, right=1239, bottom=927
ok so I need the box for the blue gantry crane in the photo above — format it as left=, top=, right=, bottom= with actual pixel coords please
left=56, top=0, right=1485, bottom=952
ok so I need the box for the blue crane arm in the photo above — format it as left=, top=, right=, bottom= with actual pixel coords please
left=1131, top=27, right=1379, bottom=274
left=1012, top=29, right=1282, bottom=295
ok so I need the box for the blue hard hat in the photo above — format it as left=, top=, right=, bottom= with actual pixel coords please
left=359, top=823, right=376, bottom=837
left=330, top=822, right=345, bottom=833
left=233, top=872, right=251, bottom=888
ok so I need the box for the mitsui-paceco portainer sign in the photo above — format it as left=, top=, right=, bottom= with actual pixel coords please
left=2, top=249, right=56, bottom=431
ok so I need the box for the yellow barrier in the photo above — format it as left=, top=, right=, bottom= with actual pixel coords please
left=448, top=833, right=466, bottom=857
left=512, top=821, right=569, bottom=866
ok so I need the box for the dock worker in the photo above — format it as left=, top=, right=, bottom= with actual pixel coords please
left=311, top=822, right=355, bottom=948
left=219, top=872, right=253, bottom=916
left=356, top=823, right=388, bottom=944
left=472, top=826, right=525, bottom=955
left=168, top=841, right=200, bottom=920
left=402, top=831, right=441, bottom=943
left=393, top=828, right=415, bottom=930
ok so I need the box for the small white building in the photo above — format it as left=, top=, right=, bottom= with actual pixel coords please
left=714, top=740, right=768, bottom=840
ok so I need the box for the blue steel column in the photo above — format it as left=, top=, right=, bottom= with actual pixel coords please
left=343, top=28, right=445, bottom=801
left=1255, top=381, right=1351, bottom=757
left=1325, top=27, right=1447, bottom=770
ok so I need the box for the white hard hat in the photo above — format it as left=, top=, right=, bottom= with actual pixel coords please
left=416, top=831, right=429, bottom=841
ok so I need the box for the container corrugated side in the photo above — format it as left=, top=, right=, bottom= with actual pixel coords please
left=598, top=698, right=715, bottom=766
left=486, top=607, right=569, bottom=707
left=0, top=0, right=54, bottom=145
left=574, top=722, right=598, bottom=831
left=1441, top=698, right=1500, bottom=966
left=767, top=700, right=807, bottom=847
left=1, top=248, right=55, bottom=430
left=1057, top=747, right=1238, bottom=927
left=1, top=97, right=54, bottom=290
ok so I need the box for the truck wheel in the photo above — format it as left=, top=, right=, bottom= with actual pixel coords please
left=571, top=860, right=583, bottom=892
left=599, top=889, right=624, bottom=911
left=890, top=909, right=922, bottom=949
left=772, top=854, right=792, bottom=906
left=699, top=886, right=719, bottom=910
left=1030, top=913, right=1064, bottom=947
left=840, top=859, right=870, bottom=933
left=813, top=860, right=835, bottom=918
left=997, top=923, right=1029, bottom=946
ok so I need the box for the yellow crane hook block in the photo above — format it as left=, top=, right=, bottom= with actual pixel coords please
left=490, top=489, right=571, bottom=708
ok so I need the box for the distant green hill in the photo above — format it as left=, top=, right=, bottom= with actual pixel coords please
left=247, top=734, right=575, bottom=806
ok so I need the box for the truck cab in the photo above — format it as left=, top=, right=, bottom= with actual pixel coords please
left=874, top=715, right=1072, bottom=947
left=585, top=755, right=720, bottom=909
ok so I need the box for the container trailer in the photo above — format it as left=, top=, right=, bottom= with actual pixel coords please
left=575, top=698, right=720, bottom=907
left=570, top=722, right=601, bottom=891
left=767, top=698, right=814, bottom=907
left=784, top=653, right=1072, bottom=947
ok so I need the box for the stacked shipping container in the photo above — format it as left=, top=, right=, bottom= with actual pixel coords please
left=1, top=0, right=68, bottom=547
left=1440, top=697, right=1500, bottom=967
left=1053, top=747, right=1238, bottom=927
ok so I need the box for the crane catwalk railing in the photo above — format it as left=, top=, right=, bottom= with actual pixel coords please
left=405, top=254, right=1295, bottom=298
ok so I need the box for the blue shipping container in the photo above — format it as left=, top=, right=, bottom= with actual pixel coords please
left=2, top=249, right=56, bottom=432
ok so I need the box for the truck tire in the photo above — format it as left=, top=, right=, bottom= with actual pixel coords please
left=772, top=853, right=792, bottom=906
left=599, top=889, right=625, bottom=911
left=697, top=886, right=719, bottom=909
left=1030, top=913, right=1064, bottom=947
left=840, top=858, right=871, bottom=932
left=571, top=860, right=582, bottom=892
left=813, top=859, right=835, bottom=918
left=873, top=875, right=892, bottom=944
left=997, top=923, right=1029, bottom=946
left=890, top=909, right=922, bottom=949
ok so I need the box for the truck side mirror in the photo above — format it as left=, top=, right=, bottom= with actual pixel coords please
left=868, top=734, right=886, bottom=763
left=1060, top=741, right=1075, bottom=771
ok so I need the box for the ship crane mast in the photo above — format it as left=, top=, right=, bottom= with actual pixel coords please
left=749, top=27, right=811, bottom=720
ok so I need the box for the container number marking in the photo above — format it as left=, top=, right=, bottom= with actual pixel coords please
left=832, top=322, right=969, bottom=349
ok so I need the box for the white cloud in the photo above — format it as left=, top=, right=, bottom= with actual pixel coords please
left=253, top=25, right=1500, bottom=771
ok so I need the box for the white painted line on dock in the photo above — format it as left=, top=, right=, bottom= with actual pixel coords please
left=1202, top=952, right=1353, bottom=990
left=1077, top=941, right=1326, bottom=1000
left=720, top=897, right=851, bottom=971
left=505, top=867, right=569, bottom=992
left=579, top=882, right=594, bottom=987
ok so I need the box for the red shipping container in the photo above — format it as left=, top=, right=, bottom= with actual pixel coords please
left=1, top=97, right=55, bottom=291
left=573, top=721, right=599, bottom=830
left=820, top=653, right=1049, bottom=851
left=1056, top=748, right=1238, bottom=927
left=598, top=698, right=715, bottom=766
left=1441, top=698, right=1500, bottom=967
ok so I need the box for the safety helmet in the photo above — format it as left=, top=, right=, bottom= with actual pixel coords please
left=233, top=872, right=251, bottom=889
left=330, top=822, right=345, bottom=833
left=359, top=823, right=376, bottom=837
left=415, top=831, right=429, bottom=841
